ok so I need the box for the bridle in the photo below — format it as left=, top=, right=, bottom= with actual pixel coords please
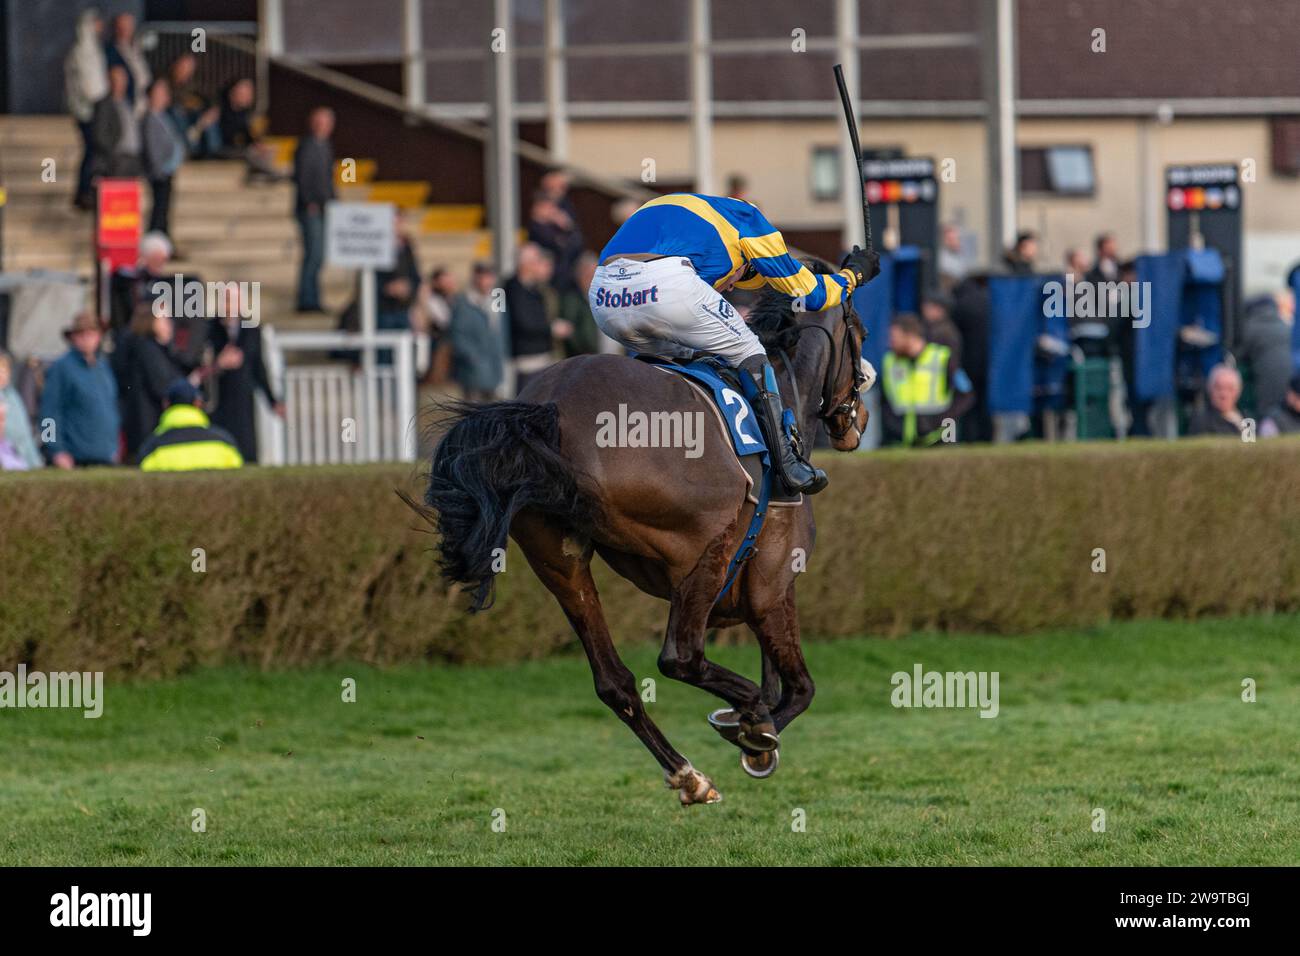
left=778, top=302, right=866, bottom=443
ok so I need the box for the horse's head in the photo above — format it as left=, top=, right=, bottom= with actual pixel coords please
left=749, top=258, right=870, bottom=451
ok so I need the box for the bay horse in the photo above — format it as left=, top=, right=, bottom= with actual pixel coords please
left=413, top=260, right=869, bottom=805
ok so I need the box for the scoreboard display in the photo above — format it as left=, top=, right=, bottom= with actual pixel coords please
left=862, top=156, right=939, bottom=291
left=1166, top=163, right=1242, bottom=340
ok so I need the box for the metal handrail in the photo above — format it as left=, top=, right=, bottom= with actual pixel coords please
left=214, top=34, right=657, bottom=207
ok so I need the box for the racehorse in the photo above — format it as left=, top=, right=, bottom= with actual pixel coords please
left=411, top=259, right=869, bottom=805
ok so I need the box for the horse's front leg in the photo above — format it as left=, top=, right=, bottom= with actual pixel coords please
left=749, top=582, right=814, bottom=733
left=658, top=529, right=774, bottom=750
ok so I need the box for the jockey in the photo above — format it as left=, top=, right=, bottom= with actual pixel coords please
left=591, top=192, right=880, bottom=495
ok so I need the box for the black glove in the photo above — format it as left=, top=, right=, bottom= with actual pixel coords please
left=840, top=245, right=880, bottom=288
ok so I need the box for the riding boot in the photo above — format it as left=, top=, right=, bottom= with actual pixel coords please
left=740, top=357, right=829, bottom=496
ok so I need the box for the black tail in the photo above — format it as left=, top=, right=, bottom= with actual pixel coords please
left=406, top=400, right=597, bottom=611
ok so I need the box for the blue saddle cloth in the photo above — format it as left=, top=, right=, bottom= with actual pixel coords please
left=637, top=354, right=773, bottom=606
left=645, top=356, right=768, bottom=461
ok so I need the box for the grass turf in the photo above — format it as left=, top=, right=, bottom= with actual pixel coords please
left=1, top=615, right=1296, bottom=866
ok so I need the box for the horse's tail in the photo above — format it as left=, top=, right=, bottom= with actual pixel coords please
left=404, top=400, right=597, bottom=612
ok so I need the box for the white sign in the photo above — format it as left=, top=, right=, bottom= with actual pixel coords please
left=325, top=201, right=396, bottom=270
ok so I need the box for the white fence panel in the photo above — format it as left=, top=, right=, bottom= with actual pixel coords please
left=259, top=326, right=422, bottom=466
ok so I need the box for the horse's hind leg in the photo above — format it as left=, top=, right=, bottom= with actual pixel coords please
left=512, top=513, right=721, bottom=806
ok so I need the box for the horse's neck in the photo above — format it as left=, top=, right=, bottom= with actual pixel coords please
left=782, top=320, right=832, bottom=437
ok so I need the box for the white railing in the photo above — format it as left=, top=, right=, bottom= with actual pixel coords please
left=259, top=326, right=427, bottom=466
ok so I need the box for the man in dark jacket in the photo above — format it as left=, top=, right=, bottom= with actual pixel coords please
left=293, top=107, right=336, bottom=312
left=558, top=252, right=605, bottom=357
left=949, top=275, right=991, bottom=441
left=205, top=287, right=283, bottom=463
left=91, top=65, right=141, bottom=177
left=505, top=242, right=569, bottom=394
left=1236, top=290, right=1294, bottom=417
left=1188, top=364, right=1248, bottom=437
left=1003, top=231, right=1038, bottom=275
left=116, top=304, right=183, bottom=462
left=527, top=194, right=583, bottom=295
left=1261, top=373, right=1300, bottom=437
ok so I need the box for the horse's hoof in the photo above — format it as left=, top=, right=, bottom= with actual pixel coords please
left=666, top=763, right=722, bottom=806
left=707, top=708, right=741, bottom=744
left=737, top=718, right=779, bottom=753
left=740, top=748, right=780, bottom=779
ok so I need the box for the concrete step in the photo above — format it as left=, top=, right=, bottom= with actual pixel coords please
left=0, top=117, right=81, bottom=148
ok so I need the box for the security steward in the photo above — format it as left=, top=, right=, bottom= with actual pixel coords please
left=881, top=313, right=975, bottom=447
left=138, top=379, right=244, bottom=471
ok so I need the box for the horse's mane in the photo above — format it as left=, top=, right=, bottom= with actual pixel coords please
left=747, top=256, right=837, bottom=354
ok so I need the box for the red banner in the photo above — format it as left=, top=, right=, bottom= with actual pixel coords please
left=96, top=178, right=142, bottom=272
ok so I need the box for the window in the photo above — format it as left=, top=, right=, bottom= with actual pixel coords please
left=810, top=146, right=839, bottom=201
left=1020, top=145, right=1096, bottom=196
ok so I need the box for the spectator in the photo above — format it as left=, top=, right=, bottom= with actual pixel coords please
left=880, top=312, right=975, bottom=447
left=505, top=243, right=568, bottom=394
left=537, top=168, right=578, bottom=222
left=1067, top=247, right=1114, bottom=361
left=0, top=403, right=31, bottom=472
left=293, top=106, right=336, bottom=313
left=0, top=350, right=42, bottom=470
left=950, top=275, right=992, bottom=442
left=166, top=53, right=220, bottom=158
left=558, top=252, right=607, bottom=357
left=412, top=267, right=458, bottom=382
left=449, top=262, right=508, bottom=401
left=726, top=173, right=753, bottom=204
left=919, top=292, right=963, bottom=367
left=1188, top=364, right=1247, bottom=437
left=611, top=197, right=639, bottom=226
left=1003, top=231, right=1038, bottom=275
left=117, top=303, right=184, bottom=462
left=1235, top=289, right=1294, bottom=418
left=92, top=65, right=142, bottom=177
left=103, top=12, right=150, bottom=115
left=138, top=379, right=242, bottom=472
left=377, top=216, right=421, bottom=334
left=64, top=8, right=108, bottom=211
left=214, top=78, right=279, bottom=179
left=1260, top=373, right=1300, bottom=437
left=416, top=267, right=456, bottom=336
left=141, top=78, right=185, bottom=239
left=527, top=195, right=583, bottom=295
left=1087, top=232, right=1121, bottom=283
left=204, top=286, right=283, bottom=464
left=937, top=223, right=968, bottom=290
left=39, top=313, right=120, bottom=469
left=109, top=231, right=175, bottom=334
left=1113, top=258, right=1151, bottom=436
left=1064, top=247, right=1089, bottom=278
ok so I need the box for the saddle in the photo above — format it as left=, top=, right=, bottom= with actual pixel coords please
left=632, top=353, right=800, bottom=605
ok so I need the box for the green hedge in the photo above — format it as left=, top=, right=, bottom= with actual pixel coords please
left=3, top=438, right=1299, bottom=677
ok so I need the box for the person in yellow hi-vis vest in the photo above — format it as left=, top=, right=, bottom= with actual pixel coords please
left=138, top=380, right=244, bottom=472
left=881, top=313, right=975, bottom=447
